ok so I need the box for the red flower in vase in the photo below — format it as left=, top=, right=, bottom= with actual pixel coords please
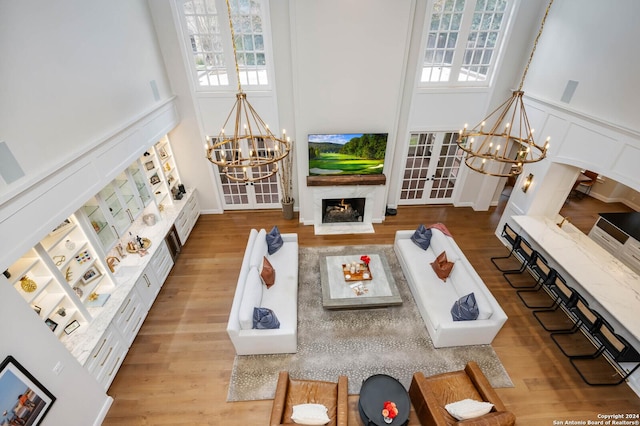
left=360, top=255, right=371, bottom=266
left=382, top=400, right=398, bottom=419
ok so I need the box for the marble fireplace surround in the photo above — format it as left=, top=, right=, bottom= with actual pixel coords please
left=313, top=186, right=377, bottom=235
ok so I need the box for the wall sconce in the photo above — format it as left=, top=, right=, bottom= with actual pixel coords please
left=522, top=173, right=534, bottom=193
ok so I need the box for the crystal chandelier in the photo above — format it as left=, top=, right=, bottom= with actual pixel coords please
left=205, top=0, right=290, bottom=183
left=457, top=0, right=554, bottom=178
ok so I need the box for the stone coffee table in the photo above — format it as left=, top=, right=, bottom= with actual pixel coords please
left=320, top=253, right=402, bottom=309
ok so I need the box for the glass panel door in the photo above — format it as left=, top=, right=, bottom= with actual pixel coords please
left=115, top=173, right=142, bottom=221
left=82, top=197, right=118, bottom=249
left=399, top=132, right=463, bottom=205
left=99, top=184, right=130, bottom=234
left=214, top=138, right=281, bottom=210
left=127, top=163, right=152, bottom=207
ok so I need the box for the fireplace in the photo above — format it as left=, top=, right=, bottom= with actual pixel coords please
left=313, top=187, right=376, bottom=235
left=322, top=198, right=365, bottom=223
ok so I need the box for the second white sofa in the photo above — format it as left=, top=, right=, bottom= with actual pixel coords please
left=394, top=228, right=507, bottom=348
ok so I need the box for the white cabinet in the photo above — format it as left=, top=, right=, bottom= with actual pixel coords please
left=85, top=324, right=127, bottom=391
left=155, top=136, right=181, bottom=200
left=175, top=190, right=200, bottom=244
left=135, top=268, right=161, bottom=309
left=589, top=216, right=640, bottom=275
left=150, top=240, right=174, bottom=284
left=6, top=216, right=117, bottom=339
left=588, top=223, right=623, bottom=255
left=619, top=238, right=640, bottom=275
left=80, top=169, right=149, bottom=251
left=113, top=288, right=146, bottom=347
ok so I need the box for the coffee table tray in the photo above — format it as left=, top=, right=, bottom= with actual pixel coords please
left=342, top=263, right=372, bottom=281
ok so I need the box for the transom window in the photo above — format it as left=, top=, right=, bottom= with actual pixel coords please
left=420, top=0, right=512, bottom=86
left=180, top=0, right=270, bottom=89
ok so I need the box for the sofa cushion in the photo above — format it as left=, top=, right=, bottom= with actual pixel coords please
left=249, top=229, right=268, bottom=268
left=431, top=251, right=455, bottom=281
left=411, top=224, right=433, bottom=250
left=445, top=399, right=494, bottom=421
left=253, top=307, right=280, bottom=329
left=238, top=266, right=263, bottom=330
left=266, top=225, right=284, bottom=255
left=429, top=229, right=460, bottom=263
left=451, top=293, right=479, bottom=321
left=260, top=256, right=276, bottom=288
left=449, top=265, right=493, bottom=320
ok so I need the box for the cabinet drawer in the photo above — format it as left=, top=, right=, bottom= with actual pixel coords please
left=85, top=325, right=124, bottom=381
left=136, top=270, right=160, bottom=308
left=151, top=240, right=173, bottom=283
left=588, top=226, right=622, bottom=255
left=113, top=289, right=146, bottom=347
left=94, top=335, right=126, bottom=391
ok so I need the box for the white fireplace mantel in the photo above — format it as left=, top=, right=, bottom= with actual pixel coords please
left=313, top=186, right=377, bottom=235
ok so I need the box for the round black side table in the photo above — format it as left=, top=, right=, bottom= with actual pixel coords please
left=358, top=374, right=410, bottom=426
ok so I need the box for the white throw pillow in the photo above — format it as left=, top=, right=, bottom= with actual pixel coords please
left=445, top=399, right=494, bottom=420
left=290, top=403, right=330, bottom=425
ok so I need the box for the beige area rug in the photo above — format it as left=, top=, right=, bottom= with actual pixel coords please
left=227, top=245, right=513, bottom=401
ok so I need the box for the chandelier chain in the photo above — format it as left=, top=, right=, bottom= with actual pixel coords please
left=225, top=0, right=242, bottom=93
left=518, top=0, right=554, bottom=91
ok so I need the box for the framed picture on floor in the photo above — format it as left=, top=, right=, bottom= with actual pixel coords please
left=0, top=356, right=56, bottom=425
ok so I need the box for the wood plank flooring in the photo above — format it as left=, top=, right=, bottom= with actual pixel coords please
left=103, top=195, right=640, bottom=425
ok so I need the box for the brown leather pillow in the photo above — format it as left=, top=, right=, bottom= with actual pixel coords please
left=260, top=256, right=276, bottom=288
left=431, top=251, right=454, bottom=281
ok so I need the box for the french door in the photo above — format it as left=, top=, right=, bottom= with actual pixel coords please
left=399, top=132, right=464, bottom=205
left=213, top=138, right=282, bottom=210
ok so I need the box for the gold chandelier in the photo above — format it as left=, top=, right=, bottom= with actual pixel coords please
left=457, top=0, right=554, bottom=178
left=205, top=0, right=290, bottom=183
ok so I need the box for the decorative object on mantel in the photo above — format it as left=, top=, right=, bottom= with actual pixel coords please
left=456, top=0, right=554, bottom=177
left=204, top=0, right=290, bottom=183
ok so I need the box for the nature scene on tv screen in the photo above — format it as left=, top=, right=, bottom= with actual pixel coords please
left=308, top=133, right=387, bottom=176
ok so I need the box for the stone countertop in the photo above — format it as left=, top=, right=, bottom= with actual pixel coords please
left=512, top=215, right=640, bottom=341
left=60, top=189, right=195, bottom=365
left=599, top=212, right=640, bottom=242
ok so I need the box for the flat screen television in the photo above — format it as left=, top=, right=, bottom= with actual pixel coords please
left=308, top=133, right=388, bottom=176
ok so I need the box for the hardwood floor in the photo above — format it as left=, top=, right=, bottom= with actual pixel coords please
left=103, top=195, right=640, bottom=425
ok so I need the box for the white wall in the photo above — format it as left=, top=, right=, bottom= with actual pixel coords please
left=0, top=0, right=172, bottom=203
left=523, top=0, right=640, bottom=133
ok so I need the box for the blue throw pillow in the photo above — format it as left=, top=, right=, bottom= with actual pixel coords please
left=451, top=293, right=479, bottom=321
left=266, top=225, right=284, bottom=255
left=253, top=307, right=280, bottom=329
left=411, top=224, right=432, bottom=250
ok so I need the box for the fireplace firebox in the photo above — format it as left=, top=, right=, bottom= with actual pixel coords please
left=322, top=198, right=366, bottom=223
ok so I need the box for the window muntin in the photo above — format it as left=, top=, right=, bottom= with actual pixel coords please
left=421, top=0, right=511, bottom=86
left=181, top=0, right=269, bottom=89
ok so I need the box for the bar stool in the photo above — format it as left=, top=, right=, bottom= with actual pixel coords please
left=532, top=276, right=579, bottom=332
left=550, top=296, right=603, bottom=358
left=513, top=253, right=555, bottom=300
left=502, top=245, right=540, bottom=289
left=490, top=223, right=522, bottom=272
left=569, top=319, right=640, bottom=386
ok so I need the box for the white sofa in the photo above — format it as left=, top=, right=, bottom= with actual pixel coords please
left=226, top=228, right=299, bottom=355
left=394, top=228, right=507, bottom=348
